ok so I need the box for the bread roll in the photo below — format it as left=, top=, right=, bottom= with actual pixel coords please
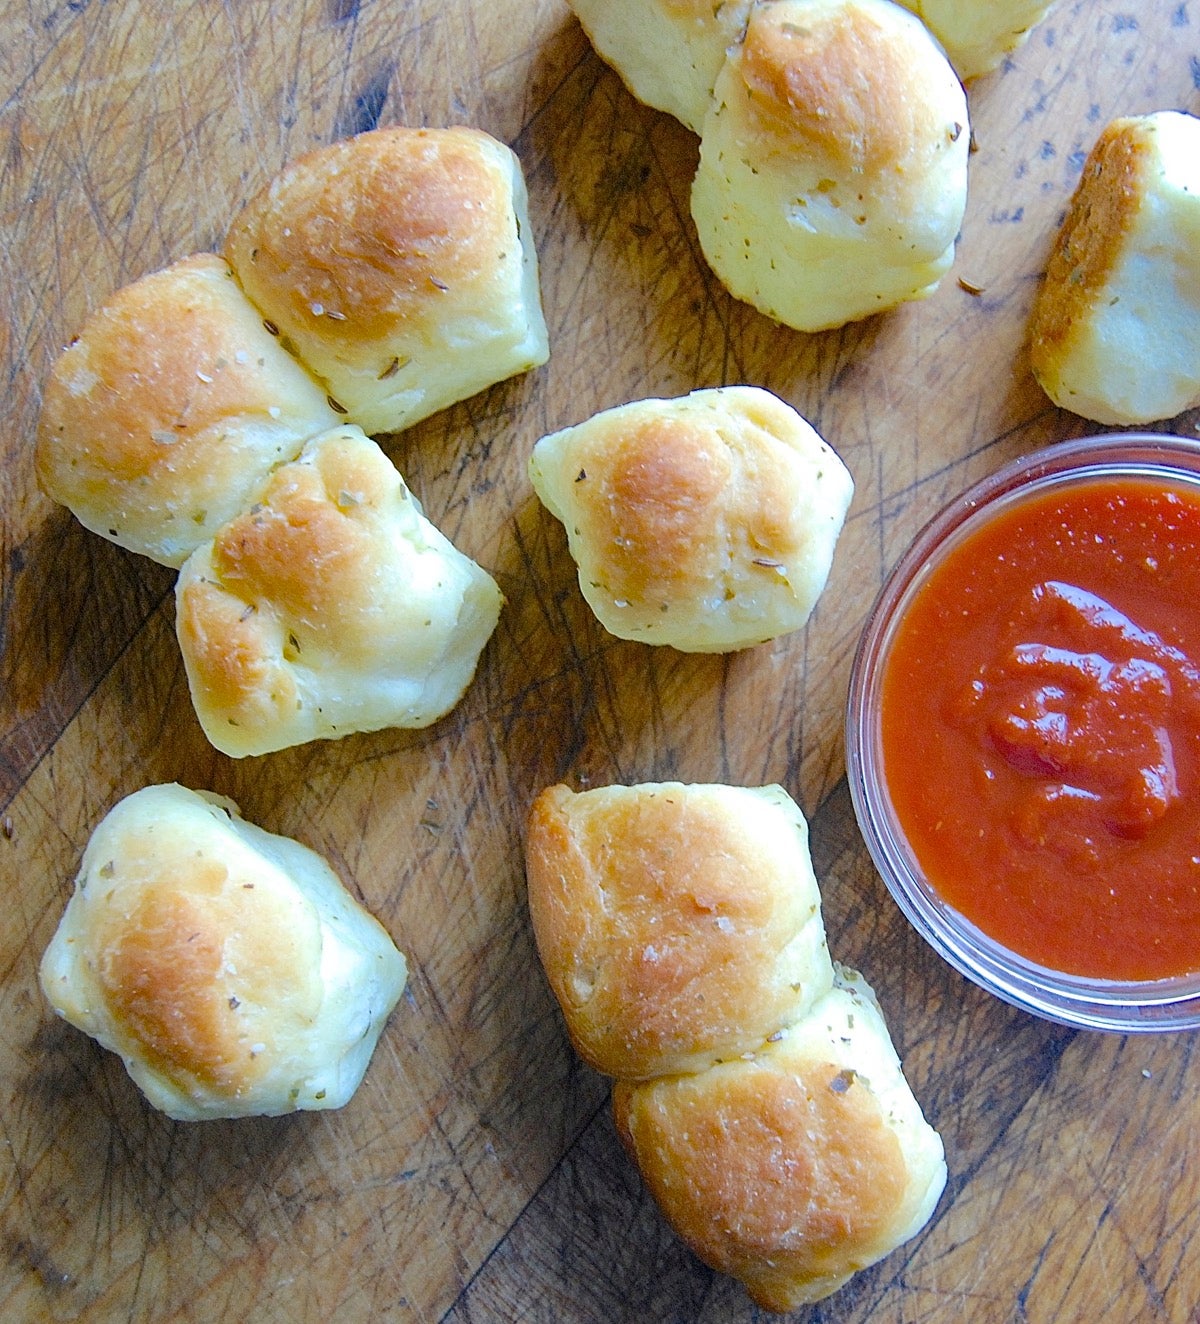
left=39, top=783, right=407, bottom=1121
left=613, top=972, right=947, bottom=1311
left=525, top=780, right=945, bottom=1307
left=690, top=0, right=970, bottom=331
left=176, top=424, right=503, bottom=757
left=566, top=0, right=752, bottom=134
left=35, top=253, right=339, bottom=567
left=1029, top=112, right=1200, bottom=426
left=224, top=126, right=549, bottom=436
left=528, top=387, right=853, bottom=652
left=525, top=783, right=834, bottom=1079
left=895, top=0, right=1057, bottom=81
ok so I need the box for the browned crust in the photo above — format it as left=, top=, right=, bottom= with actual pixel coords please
left=176, top=576, right=297, bottom=732
left=583, top=412, right=733, bottom=601
left=612, top=1054, right=908, bottom=1311
left=94, top=859, right=315, bottom=1096
left=224, top=126, right=509, bottom=364
left=1030, top=118, right=1151, bottom=371
left=209, top=463, right=372, bottom=637
left=738, top=2, right=936, bottom=174
left=176, top=431, right=401, bottom=726
left=561, top=410, right=801, bottom=606
left=525, top=784, right=821, bottom=1079
left=37, top=255, right=235, bottom=489
left=97, top=866, right=249, bottom=1090
left=34, top=253, right=315, bottom=502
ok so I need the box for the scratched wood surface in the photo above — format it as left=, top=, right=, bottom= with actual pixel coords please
left=2, top=1, right=1199, bottom=1321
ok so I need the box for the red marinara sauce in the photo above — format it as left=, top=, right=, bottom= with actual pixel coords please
left=881, top=476, right=1200, bottom=981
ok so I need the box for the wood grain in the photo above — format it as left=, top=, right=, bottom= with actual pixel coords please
left=2, top=2, right=1199, bottom=1321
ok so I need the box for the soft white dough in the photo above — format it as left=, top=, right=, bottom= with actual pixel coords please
left=529, top=387, right=853, bottom=653
left=690, top=0, right=970, bottom=332
left=1030, top=112, right=1200, bottom=426
left=896, top=0, right=1058, bottom=80
left=566, top=0, right=753, bottom=133
left=39, top=784, right=408, bottom=1121
left=176, top=425, right=504, bottom=757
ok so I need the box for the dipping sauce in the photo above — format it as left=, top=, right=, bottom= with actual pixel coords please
left=880, top=476, right=1200, bottom=981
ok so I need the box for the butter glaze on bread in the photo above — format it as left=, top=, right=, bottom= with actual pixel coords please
left=525, top=781, right=945, bottom=1308
left=1029, top=112, right=1200, bottom=426
left=35, top=253, right=339, bottom=567
left=176, top=424, right=503, bottom=757
left=525, top=783, right=833, bottom=1079
left=40, top=783, right=407, bottom=1121
left=691, top=0, right=969, bottom=331
left=224, top=126, right=549, bottom=436
left=613, top=974, right=947, bottom=1310
left=895, top=0, right=1057, bottom=81
left=566, top=0, right=752, bottom=133
left=528, top=387, right=853, bottom=652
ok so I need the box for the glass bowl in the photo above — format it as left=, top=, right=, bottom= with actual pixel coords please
left=846, top=432, right=1200, bottom=1032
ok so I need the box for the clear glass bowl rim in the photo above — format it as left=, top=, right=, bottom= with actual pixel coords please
left=846, top=431, right=1200, bottom=1032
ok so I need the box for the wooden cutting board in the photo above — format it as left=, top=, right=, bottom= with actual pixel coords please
left=2, top=2, right=1198, bottom=1320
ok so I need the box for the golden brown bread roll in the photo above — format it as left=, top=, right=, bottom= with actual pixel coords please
left=35, top=253, right=340, bottom=567
left=176, top=424, right=504, bottom=758
left=566, top=0, right=971, bottom=330
left=1029, top=111, right=1200, bottom=426
left=224, top=125, right=549, bottom=436
left=40, top=783, right=407, bottom=1121
left=566, top=0, right=752, bottom=134
left=895, top=0, right=1057, bottom=81
left=614, top=973, right=947, bottom=1310
left=525, top=782, right=834, bottom=1079
left=525, top=781, right=945, bottom=1308
left=528, top=387, right=853, bottom=653
left=691, top=0, right=970, bottom=331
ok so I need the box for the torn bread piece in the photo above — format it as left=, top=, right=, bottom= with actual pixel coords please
left=613, top=972, right=947, bottom=1311
left=224, top=125, right=549, bottom=436
left=40, top=783, right=407, bottom=1121
left=896, top=0, right=1057, bottom=81
left=566, top=0, right=752, bottom=134
left=35, top=253, right=339, bottom=567
left=525, top=781, right=945, bottom=1309
left=176, top=424, right=503, bottom=757
left=525, top=782, right=834, bottom=1080
left=1029, top=111, right=1200, bottom=426
left=529, top=387, right=853, bottom=653
left=690, top=0, right=970, bottom=331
